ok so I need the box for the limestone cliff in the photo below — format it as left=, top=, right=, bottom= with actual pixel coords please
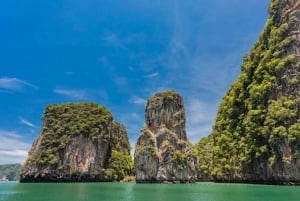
left=20, top=102, right=134, bottom=182
left=134, top=90, right=197, bottom=183
left=204, top=0, right=300, bottom=184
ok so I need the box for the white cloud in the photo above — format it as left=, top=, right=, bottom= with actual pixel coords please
left=0, top=130, right=31, bottom=164
left=0, top=150, right=28, bottom=157
left=130, top=96, right=147, bottom=105
left=19, top=117, right=37, bottom=128
left=0, top=77, right=37, bottom=92
left=144, top=72, right=159, bottom=78
left=54, top=87, right=89, bottom=100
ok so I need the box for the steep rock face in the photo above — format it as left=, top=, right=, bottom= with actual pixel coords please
left=134, top=91, right=197, bottom=183
left=20, top=103, right=133, bottom=182
left=208, top=0, right=300, bottom=184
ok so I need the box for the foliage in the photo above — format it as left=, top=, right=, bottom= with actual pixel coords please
left=105, top=149, right=135, bottom=181
left=0, top=164, right=22, bottom=181
left=135, top=129, right=157, bottom=157
left=135, top=145, right=157, bottom=157
left=22, top=102, right=134, bottom=181
left=194, top=136, right=213, bottom=179
left=110, top=121, right=131, bottom=153
left=36, top=102, right=113, bottom=166
left=195, top=0, right=300, bottom=181
left=149, top=90, right=177, bottom=102
left=105, top=122, right=135, bottom=181
left=171, top=150, right=187, bottom=170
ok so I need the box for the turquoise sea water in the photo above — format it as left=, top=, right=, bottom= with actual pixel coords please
left=1, top=182, right=300, bottom=201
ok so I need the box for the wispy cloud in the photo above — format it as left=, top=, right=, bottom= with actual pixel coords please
left=0, top=77, right=37, bottom=92
left=0, top=130, right=31, bottom=164
left=0, top=150, right=28, bottom=157
left=102, top=33, right=127, bottom=50
left=19, top=117, right=37, bottom=128
left=185, top=98, right=218, bottom=143
left=54, top=87, right=89, bottom=100
left=152, top=1, right=260, bottom=97
left=107, top=1, right=262, bottom=146
left=144, top=72, right=159, bottom=78
left=139, top=1, right=263, bottom=145
left=132, top=1, right=260, bottom=145
left=129, top=96, right=147, bottom=105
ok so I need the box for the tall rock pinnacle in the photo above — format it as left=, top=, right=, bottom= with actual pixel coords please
left=206, top=0, right=300, bottom=184
left=134, top=90, right=197, bottom=183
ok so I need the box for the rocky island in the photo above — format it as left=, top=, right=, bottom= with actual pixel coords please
left=134, top=90, right=198, bottom=183
left=20, top=102, right=134, bottom=182
left=196, top=0, right=300, bottom=185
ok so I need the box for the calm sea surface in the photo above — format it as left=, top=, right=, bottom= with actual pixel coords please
left=1, top=182, right=300, bottom=201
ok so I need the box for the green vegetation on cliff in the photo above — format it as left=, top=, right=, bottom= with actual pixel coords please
left=149, top=90, right=177, bottom=102
left=104, top=149, right=134, bottom=181
left=104, top=122, right=135, bottom=181
left=37, top=102, right=112, bottom=165
left=196, top=0, right=300, bottom=182
left=22, top=102, right=134, bottom=182
left=194, top=136, right=213, bottom=180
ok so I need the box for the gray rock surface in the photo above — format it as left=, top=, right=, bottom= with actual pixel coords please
left=134, top=91, right=197, bottom=183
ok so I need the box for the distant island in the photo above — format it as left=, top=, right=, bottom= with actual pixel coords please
left=0, top=164, right=22, bottom=181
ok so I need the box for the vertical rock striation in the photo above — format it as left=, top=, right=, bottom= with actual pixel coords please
left=20, top=102, right=133, bottom=182
left=134, top=90, right=197, bottom=183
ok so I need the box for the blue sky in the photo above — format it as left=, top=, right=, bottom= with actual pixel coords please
left=0, top=0, right=269, bottom=164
